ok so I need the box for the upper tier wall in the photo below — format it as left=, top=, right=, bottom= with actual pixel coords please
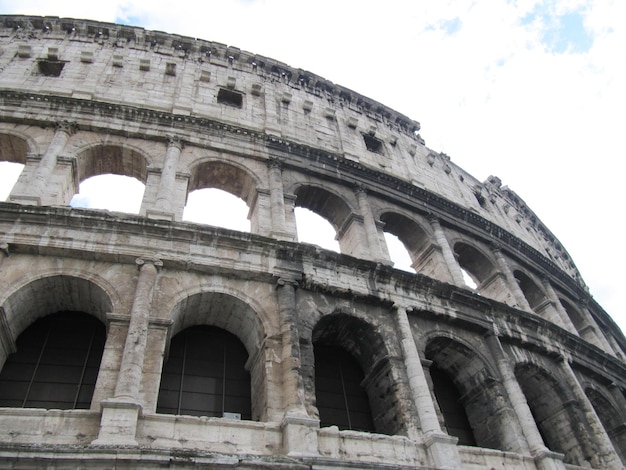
left=0, top=15, right=579, bottom=284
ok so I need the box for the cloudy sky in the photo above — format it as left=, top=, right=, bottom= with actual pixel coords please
left=1, top=1, right=624, bottom=333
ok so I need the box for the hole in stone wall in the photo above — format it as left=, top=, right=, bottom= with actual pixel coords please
left=363, top=134, right=383, bottom=153
left=295, top=207, right=339, bottom=252
left=70, top=174, right=144, bottom=213
left=183, top=188, right=250, bottom=232
left=217, top=88, right=243, bottom=107
left=384, top=232, right=414, bottom=273
left=0, top=161, right=24, bottom=201
left=37, top=59, right=66, bottom=77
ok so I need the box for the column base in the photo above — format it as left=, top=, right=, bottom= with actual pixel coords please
left=533, top=447, right=566, bottom=470
left=145, top=209, right=176, bottom=221
left=423, top=432, right=463, bottom=470
left=8, top=195, right=41, bottom=205
left=281, top=411, right=320, bottom=457
left=91, top=398, right=142, bottom=447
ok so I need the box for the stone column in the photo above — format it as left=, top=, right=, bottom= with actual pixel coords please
left=393, top=306, right=462, bottom=468
left=429, top=216, right=465, bottom=287
left=491, top=245, right=533, bottom=311
left=355, top=185, right=385, bottom=262
left=540, top=277, right=577, bottom=333
left=276, top=277, right=319, bottom=457
left=484, top=332, right=566, bottom=470
left=557, top=356, right=623, bottom=469
left=149, top=137, right=183, bottom=220
left=576, top=299, right=614, bottom=352
left=267, top=158, right=292, bottom=240
left=10, top=121, right=75, bottom=205
left=93, top=257, right=162, bottom=446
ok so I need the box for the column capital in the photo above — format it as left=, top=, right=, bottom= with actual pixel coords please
left=135, top=257, right=163, bottom=270
left=166, top=135, right=184, bottom=149
left=427, top=212, right=440, bottom=223
left=354, top=182, right=367, bottom=195
left=267, top=157, right=283, bottom=170
left=490, top=242, right=503, bottom=253
left=54, top=120, right=77, bottom=135
left=276, top=277, right=299, bottom=289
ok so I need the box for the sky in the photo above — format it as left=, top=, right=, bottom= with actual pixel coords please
left=0, top=0, right=624, bottom=334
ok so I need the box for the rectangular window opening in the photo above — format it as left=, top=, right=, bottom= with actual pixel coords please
left=217, top=88, right=243, bottom=108
left=37, top=59, right=66, bottom=77
left=363, top=134, right=383, bottom=154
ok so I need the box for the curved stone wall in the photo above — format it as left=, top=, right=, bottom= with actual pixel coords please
left=0, top=16, right=624, bottom=469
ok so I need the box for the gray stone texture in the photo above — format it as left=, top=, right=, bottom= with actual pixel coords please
left=0, top=15, right=625, bottom=469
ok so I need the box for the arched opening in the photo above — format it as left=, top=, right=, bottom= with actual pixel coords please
left=0, top=311, right=105, bottom=409
left=312, top=313, right=401, bottom=435
left=294, top=207, right=339, bottom=252
left=454, top=243, right=495, bottom=289
left=380, top=213, right=432, bottom=274
left=314, top=343, right=374, bottom=432
left=383, top=232, right=414, bottom=272
left=425, top=336, right=511, bottom=450
left=72, top=144, right=148, bottom=213
left=70, top=174, right=144, bottom=213
left=183, top=188, right=250, bottom=231
left=514, top=270, right=547, bottom=311
left=515, top=363, right=593, bottom=466
left=429, top=364, right=476, bottom=446
left=0, top=133, right=29, bottom=202
left=294, top=186, right=352, bottom=255
left=585, top=387, right=626, bottom=464
left=157, top=325, right=251, bottom=419
left=168, top=292, right=264, bottom=420
left=186, top=161, right=257, bottom=232
left=0, top=162, right=24, bottom=201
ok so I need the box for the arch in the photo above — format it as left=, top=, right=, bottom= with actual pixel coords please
left=294, top=185, right=353, bottom=234
left=515, top=362, right=593, bottom=466
left=312, top=312, right=401, bottom=435
left=1, top=274, right=113, bottom=343
left=0, top=132, right=31, bottom=201
left=156, top=325, right=251, bottom=420
left=0, top=132, right=32, bottom=164
left=169, top=291, right=264, bottom=357
left=513, top=270, right=547, bottom=311
left=425, top=335, right=512, bottom=450
left=0, top=311, right=106, bottom=410
left=188, top=159, right=259, bottom=205
left=453, top=242, right=496, bottom=287
left=164, top=292, right=265, bottom=420
left=74, top=143, right=149, bottom=183
left=380, top=212, right=432, bottom=272
left=585, top=386, right=626, bottom=463
left=560, top=298, right=587, bottom=334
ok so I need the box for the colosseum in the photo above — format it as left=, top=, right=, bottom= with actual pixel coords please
left=0, top=15, right=624, bottom=469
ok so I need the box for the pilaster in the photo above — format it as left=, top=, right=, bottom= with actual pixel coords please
left=393, top=306, right=462, bottom=469
left=92, top=257, right=162, bottom=446
left=147, top=137, right=183, bottom=221
left=429, top=216, right=465, bottom=287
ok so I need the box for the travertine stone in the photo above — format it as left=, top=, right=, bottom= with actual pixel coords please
left=0, top=15, right=624, bottom=470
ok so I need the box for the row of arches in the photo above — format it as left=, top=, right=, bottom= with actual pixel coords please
left=1, top=132, right=620, bottom=358
left=0, top=273, right=624, bottom=465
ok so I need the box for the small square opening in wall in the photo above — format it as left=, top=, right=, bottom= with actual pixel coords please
left=217, top=88, right=243, bottom=108
left=363, top=134, right=383, bottom=154
left=37, top=59, right=66, bottom=77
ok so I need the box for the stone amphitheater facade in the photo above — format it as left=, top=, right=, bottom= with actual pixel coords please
left=0, top=15, right=624, bottom=469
